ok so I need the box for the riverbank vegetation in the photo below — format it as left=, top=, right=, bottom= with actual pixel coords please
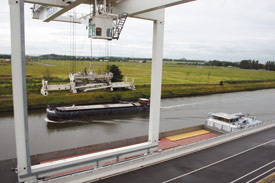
left=1, top=60, right=275, bottom=111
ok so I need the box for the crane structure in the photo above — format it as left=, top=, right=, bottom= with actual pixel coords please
left=34, top=0, right=137, bottom=96
left=9, top=0, right=195, bottom=182
left=40, top=66, right=136, bottom=96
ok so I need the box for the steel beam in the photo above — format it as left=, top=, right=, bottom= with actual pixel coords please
left=113, top=0, right=195, bottom=16
left=25, top=0, right=68, bottom=7
left=148, top=10, right=165, bottom=143
left=53, top=16, right=82, bottom=23
left=32, top=5, right=83, bottom=24
left=43, top=0, right=88, bottom=22
left=132, top=9, right=165, bottom=21
left=28, top=0, right=196, bottom=23
left=9, top=0, right=31, bottom=181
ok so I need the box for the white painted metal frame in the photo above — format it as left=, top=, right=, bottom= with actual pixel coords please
left=149, top=18, right=165, bottom=143
left=9, top=0, right=31, bottom=178
left=9, top=0, right=194, bottom=182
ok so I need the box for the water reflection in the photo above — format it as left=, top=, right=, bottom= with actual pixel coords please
left=0, top=111, right=14, bottom=119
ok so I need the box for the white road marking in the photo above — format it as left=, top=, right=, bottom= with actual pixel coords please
left=246, top=166, right=275, bottom=183
left=230, top=160, right=275, bottom=183
left=162, top=138, right=275, bottom=183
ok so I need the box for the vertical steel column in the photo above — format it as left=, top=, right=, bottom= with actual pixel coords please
left=148, top=17, right=165, bottom=144
left=9, top=0, right=31, bottom=178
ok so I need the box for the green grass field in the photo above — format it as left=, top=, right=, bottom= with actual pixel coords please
left=1, top=60, right=275, bottom=84
left=1, top=60, right=275, bottom=111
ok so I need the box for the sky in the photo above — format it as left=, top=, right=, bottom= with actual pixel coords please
left=0, top=0, right=275, bottom=62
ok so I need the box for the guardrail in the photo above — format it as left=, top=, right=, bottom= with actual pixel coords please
left=0, top=126, right=206, bottom=182
left=21, top=142, right=157, bottom=181
left=44, top=120, right=275, bottom=183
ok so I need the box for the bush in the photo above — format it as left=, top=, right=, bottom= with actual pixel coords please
left=140, top=93, right=147, bottom=98
left=224, top=79, right=275, bottom=84
left=112, top=94, right=122, bottom=102
left=43, top=69, right=52, bottom=81
left=106, top=64, right=123, bottom=82
left=95, top=95, right=104, bottom=99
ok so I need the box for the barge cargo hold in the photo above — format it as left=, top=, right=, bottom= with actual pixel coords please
left=46, top=98, right=150, bottom=122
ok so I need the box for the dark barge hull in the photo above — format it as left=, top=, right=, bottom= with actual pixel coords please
left=47, top=103, right=149, bottom=122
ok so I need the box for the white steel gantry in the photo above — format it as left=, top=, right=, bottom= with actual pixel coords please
left=40, top=69, right=136, bottom=96
left=9, top=0, right=195, bottom=182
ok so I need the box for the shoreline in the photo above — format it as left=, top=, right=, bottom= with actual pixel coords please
left=1, top=82, right=275, bottom=112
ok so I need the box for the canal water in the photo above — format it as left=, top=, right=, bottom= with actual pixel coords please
left=0, top=89, right=275, bottom=160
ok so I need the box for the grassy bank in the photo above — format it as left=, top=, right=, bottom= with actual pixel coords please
left=1, top=60, right=275, bottom=111
left=1, top=81, right=275, bottom=111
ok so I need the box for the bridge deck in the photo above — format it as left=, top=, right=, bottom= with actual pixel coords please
left=42, top=130, right=219, bottom=179
left=95, top=127, right=275, bottom=183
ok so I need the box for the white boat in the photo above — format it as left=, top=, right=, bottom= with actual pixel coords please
left=205, top=112, right=262, bottom=132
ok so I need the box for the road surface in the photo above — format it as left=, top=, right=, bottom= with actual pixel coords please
left=95, top=127, right=275, bottom=183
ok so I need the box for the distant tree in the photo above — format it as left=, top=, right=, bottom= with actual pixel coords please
left=240, top=59, right=262, bottom=70
left=240, top=60, right=251, bottom=69
left=186, top=71, right=190, bottom=79
left=258, top=63, right=264, bottom=70
left=206, top=60, right=238, bottom=67
left=43, top=69, right=52, bottom=81
left=208, top=71, right=211, bottom=81
left=106, top=64, right=124, bottom=82
left=265, top=61, right=275, bottom=71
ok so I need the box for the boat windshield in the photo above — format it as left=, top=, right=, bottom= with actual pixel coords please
left=212, top=115, right=239, bottom=123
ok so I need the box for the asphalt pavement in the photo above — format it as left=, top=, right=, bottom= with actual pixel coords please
left=95, top=127, right=275, bottom=183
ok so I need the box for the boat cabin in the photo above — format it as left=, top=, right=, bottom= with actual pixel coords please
left=139, top=98, right=150, bottom=106
left=211, top=113, right=240, bottom=123
left=206, top=112, right=261, bottom=133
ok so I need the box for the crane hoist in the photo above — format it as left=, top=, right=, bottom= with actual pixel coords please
left=34, top=0, right=135, bottom=96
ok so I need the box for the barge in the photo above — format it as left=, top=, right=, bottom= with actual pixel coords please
left=46, top=98, right=150, bottom=122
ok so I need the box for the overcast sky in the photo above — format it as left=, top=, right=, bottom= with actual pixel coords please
left=0, top=0, right=275, bottom=62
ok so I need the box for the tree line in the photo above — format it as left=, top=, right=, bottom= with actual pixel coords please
left=205, top=60, right=238, bottom=67
left=1, top=53, right=275, bottom=71
left=207, top=59, right=275, bottom=71
left=239, top=60, right=264, bottom=70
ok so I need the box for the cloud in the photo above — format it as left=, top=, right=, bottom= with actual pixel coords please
left=0, top=0, right=275, bottom=62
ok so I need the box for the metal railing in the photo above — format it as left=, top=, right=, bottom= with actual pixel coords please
left=21, top=142, right=158, bottom=181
